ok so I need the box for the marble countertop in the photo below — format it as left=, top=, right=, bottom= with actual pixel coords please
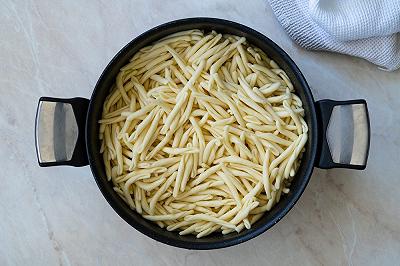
left=1, top=0, right=399, bottom=265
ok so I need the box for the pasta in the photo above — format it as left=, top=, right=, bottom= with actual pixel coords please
left=99, top=30, right=308, bottom=238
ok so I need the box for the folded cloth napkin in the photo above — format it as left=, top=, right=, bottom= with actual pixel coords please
left=268, top=0, right=400, bottom=71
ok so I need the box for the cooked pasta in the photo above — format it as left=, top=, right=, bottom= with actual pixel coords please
left=99, top=29, right=308, bottom=238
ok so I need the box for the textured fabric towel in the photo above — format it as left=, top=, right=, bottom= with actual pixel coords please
left=268, top=0, right=400, bottom=71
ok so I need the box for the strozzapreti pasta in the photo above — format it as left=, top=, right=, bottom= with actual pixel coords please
left=99, top=30, right=308, bottom=238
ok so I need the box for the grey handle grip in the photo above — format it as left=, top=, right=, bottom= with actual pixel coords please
left=315, top=99, right=370, bottom=169
left=35, top=97, right=89, bottom=167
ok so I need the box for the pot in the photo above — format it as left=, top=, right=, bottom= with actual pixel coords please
left=35, top=18, right=370, bottom=249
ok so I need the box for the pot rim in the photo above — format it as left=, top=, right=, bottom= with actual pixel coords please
left=86, top=17, right=318, bottom=249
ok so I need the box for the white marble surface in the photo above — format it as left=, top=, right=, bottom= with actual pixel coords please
left=1, top=0, right=399, bottom=265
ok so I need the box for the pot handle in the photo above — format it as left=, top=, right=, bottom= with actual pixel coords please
left=315, top=99, right=370, bottom=169
left=35, top=97, right=90, bottom=167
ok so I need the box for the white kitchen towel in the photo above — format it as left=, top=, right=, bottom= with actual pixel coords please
left=268, top=0, right=400, bottom=71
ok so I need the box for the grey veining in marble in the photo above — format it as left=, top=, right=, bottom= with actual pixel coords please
left=1, top=0, right=399, bottom=265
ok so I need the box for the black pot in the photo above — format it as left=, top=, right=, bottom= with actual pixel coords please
left=35, top=18, right=370, bottom=249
